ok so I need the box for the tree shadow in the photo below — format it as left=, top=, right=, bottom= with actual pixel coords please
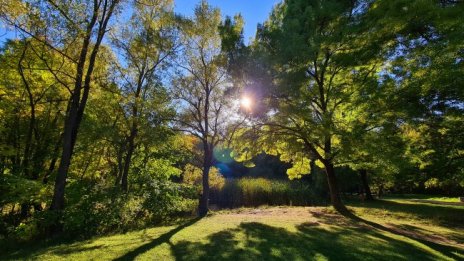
left=113, top=217, right=201, bottom=261
left=171, top=221, right=461, bottom=261
left=395, top=223, right=464, bottom=245
left=307, top=200, right=464, bottom=259
left=348, top=199, right=464, bottom=228
left=342, top=212, right=464, bottom=260
left=0, top=234, right=98, bottom=260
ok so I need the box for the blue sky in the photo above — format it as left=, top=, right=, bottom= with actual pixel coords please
left=174, top=0, right=279, bottom=42
left=1, top=1, right=278, bottom=45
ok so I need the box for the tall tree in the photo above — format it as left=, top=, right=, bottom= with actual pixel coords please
left=0, top=39, right=68, bottom=180
left=172, top=1, right=239, bottom=216
left=111, top=0, right=177, bottom=191
left=1, top=0, right=120, bottom=213
left=234, top=0, right=390, bottom=214
left=371, top=0, right=464, bottom=193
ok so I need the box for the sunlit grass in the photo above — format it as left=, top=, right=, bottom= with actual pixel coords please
left=2, top=201, right=463, bottom=261
left=383, top=194, right=463, bottom=203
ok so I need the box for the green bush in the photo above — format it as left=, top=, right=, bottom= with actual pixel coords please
left=60, top=179, right=197, bottom=236
left=212, top=178, right=322, bottom=208
left=0, top=176, right=198, bottom=240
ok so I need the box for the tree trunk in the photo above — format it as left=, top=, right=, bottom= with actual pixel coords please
left=324, top=162, right=349, bottom=214
left=199, top=146, right=212, bottom=217
left=378, top=184, right=384, bottom=198
left=43, top=134, right=62, bottom=184
left=50, top=109, right=77, bottom=211
left=19, top=42, right=36, bottom=178
left=121, top=129, right=136, bottom=192
left=359, top=169, right=374, bottom=201
left=49, top=0, right=118, bottom=213
left=20, top=203, right=30, bottom=219
left=114, top=142, right=125, bottom=186
left=320, top=136, right=349, bottom=215
left=120, top=61, right=144, bottom=191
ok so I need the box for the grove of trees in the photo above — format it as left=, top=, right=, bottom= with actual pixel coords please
left=0, top=0, right=462, bottom=239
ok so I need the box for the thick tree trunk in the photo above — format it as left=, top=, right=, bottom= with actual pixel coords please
left=320, top=136, right=350, bottom=215
left=199, top=158, right=211, bottom=217
left=12, top=105, right=21, bottom=174
left=378, top=184, right=384, bottom=198
left=199, top=144, right=212, bottom=217
left=324, top=162, right=349, bottom=214
left=359, top=169, right=374, bottom=201
left=21, top=114, right=34, bottom=177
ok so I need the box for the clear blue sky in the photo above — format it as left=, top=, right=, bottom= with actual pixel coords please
left=174, top=0, right=279, bottom=43
left=1, top=0, right=278, bottom=45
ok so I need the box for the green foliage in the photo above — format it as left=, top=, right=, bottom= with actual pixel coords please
left=0, top=174, right=50, bottom=206
left=182, top=164, right=225, bottom=192
left=61, top=179, right=197, bottom=236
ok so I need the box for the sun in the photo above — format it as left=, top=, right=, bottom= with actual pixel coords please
left=241, top=96, right=252, bottom=110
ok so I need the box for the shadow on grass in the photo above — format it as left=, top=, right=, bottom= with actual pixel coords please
left=0, top=233, right=99, bottom=260
left=345, top=213, right=464, bottom=260
left=3, top=200, right=463, bottom=261
left=113, top=201, right=463, bottom=260
left=113, top=217, right=201, bottom=261
left=0, top=218, right=201, bottom=261
left=348, top=199, right=464, bottom=228
left=170, top=221, right=461, bottom=261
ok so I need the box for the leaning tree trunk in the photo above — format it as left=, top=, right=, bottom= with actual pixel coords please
left=114, top=143, right=125, bottom=186
left=321, top=137, right=350, bottom=215
left=359, top=169, right=374, bottom=201
left=120, top=71, right=142, bottom=191
left=121, top=127, right=137, bottom=192
left=51, top=105, right=79, bottom=211
left=324, top=162, right=350, bottom=215
left=50, top=0, right=118, bottom=213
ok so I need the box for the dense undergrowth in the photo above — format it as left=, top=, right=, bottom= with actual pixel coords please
left=211, top=178, right=324, bottom=208
left=0, top=175, right=197, bottom=241
left=1, top=176, right=328, bottom=241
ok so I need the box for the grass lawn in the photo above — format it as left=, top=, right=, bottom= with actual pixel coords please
left=383, top=194, right=463, bottom=203
left=1, top=199, right=463, bottom=261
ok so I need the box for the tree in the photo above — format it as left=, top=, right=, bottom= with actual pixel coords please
left=233, top=0, right=392, bottom=214
left=1, top=0, right=120, bottom=215
left=111, top=0, right=177, bottom=191
left=0, top=39, right=68, bottom=180
left=370, top=0, right=464, bottom=194
left=172, top=1, right=242, bottom=216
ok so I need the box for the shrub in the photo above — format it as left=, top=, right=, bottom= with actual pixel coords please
left=60, top=179, right=197, bottom=236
